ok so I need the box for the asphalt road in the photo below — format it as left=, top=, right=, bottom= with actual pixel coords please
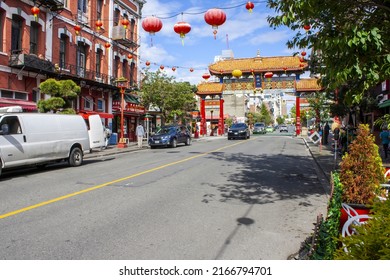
left=0, top=134, right=329, bottom=260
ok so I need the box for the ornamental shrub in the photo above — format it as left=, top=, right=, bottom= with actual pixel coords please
left=339, top=124, right=385, bottom=205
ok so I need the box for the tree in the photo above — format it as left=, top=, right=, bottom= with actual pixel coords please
left=267, top=0, right=390, bottom=105
left=38, top=78, right=80, bottom=114
left=140, top=70, right=197, bottom=124
left=306, top=92, right=331, bottom=124
left=259, top=103, right=273, bottom=125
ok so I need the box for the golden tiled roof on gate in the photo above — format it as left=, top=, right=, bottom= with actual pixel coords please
left=208, top=56, right=307, bottom=74
left=296, top=78, right=323, bottom=92
left=197, top=82, right=224, bottom=95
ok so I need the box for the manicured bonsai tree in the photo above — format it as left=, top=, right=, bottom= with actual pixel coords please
left=339, top=124, right=385, bottom=205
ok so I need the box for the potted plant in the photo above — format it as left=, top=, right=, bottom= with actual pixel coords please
left=338, top=123, right=385, bottom=227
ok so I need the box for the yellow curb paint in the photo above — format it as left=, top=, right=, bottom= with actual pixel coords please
left=0, top=140, right=246, bottom=219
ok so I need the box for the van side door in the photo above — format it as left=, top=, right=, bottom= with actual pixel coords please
left=88, top=115, right=105, bottom=149
left=0, top=116, right=29, bottom=168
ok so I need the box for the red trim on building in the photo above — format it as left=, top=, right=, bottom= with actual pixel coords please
left=0, top=98, right=37, bottom=111
left=78, top=110, right=114, bottom=119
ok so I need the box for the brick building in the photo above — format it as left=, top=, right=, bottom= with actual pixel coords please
left=0, top=0, right=145, bottom=142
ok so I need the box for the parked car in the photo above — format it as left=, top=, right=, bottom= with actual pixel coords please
left=227, top=123, right=250, bottom=140
left=252, top=122, right=266, bottom=134
left=265, top=126, right=274, bottom=133
left=279, top=125, right=288, bottom=132
left=148, top=125, right=191, bottom=148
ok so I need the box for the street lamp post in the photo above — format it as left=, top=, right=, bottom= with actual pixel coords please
left=115, top=77, right=128, bottom=148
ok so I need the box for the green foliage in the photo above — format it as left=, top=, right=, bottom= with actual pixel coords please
left=306, top=92, right=330, bottom=123
left=311, top=172, right=342, bottom=259
left=276, top=116, right=285, bottom=125
left=334, top=198, right=390, bottom=259
left=38, top=78, right=80, bottom=113
left=259, top=103, right=273, bottom=125
left=339, top=124, right=385, bottom=204
left=267, top=0, right=390, bottom=104
left=140, top=70, right=196, bottom=124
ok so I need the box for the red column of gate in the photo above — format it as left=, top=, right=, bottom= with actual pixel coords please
left=200, top=97, right=206, bottom=136
left=218, top=97, right=224, bottom=135
left=296, top=93, right=301, bottom=136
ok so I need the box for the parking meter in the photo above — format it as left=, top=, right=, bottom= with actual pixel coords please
left=334, top=128, right=340, bottom=140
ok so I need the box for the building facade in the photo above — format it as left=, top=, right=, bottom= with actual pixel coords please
left=0, top=0, right=145, bottom=142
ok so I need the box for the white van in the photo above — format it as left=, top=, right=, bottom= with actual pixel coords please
left=0, top=113, right=91, bottom=176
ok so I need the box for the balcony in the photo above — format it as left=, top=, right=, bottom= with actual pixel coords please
left=112, top=26, right=140, bottom=49
left=51, top=63, right=118, bottom=89
left=9, top=52, right=55, bottom=74
left=33, top=0, right=65, bottom=11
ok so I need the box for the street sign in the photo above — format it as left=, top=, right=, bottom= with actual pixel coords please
left=309, top=131, right=321, bottom=144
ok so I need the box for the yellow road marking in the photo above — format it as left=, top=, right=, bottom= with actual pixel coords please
left=0, top=140, right=246, bottom=219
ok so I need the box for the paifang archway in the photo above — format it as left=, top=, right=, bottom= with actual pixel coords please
left=196, top=54, right=322, bottom=136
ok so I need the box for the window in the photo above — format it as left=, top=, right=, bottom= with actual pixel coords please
left=30, top=22, right=39, bottom=55
left=78, top=0, right=87, bottom=14
left=76, top=43, right=87, bottom=77
left=1, top=116, right=22, bottom=134
left=122, top=60, right=128, bottom=80
left=130, top=62, right=135, bottom=86
left=113, top=9, right=120, bottom=26
left=0, top=9, right=5, bottom=52
left=130, top=19, right=135, bottom=42
left=59, top=34, right=68, bottom=68
left=97, top=99, right=104, bottom=111
left=84, top=96, right=93, bottom=110
left=97, top=0, right=103, bottom=20
left=11, top=15, right=23, bottom=54
left=96, top=49, right=102, bottom=77
left=114, top=56, right=120, bottom=79
left=0, top=90, right=27, bottom=100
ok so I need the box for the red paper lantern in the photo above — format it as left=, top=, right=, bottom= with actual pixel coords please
left=204, top=8, right=226, bottom=39
left=95, top=20, right=103, bottom=30
left=160, top=65, right=164, bottom=70
left=74, top=25, right=82, bottom=35
left=142, top=16, right=163, bottom=35
left=301, top=51, right=307, bottom=56
left=303, top=25, right=311, bottom=32
left=264, top=72, right=273, bottom=79
left=202, top=73, right=211, bottom=80
left=173, top=21, right=191, bottom=45
left=31, top=6, right=40, bottom=19
left=145, top=61, right=151, bottom=66
left=283, top=67, right=288, bottom=72
left=299, top=57, right=305, bottom=62
left=190, top=68, right=194, bottom=72
left=122, top=19, right=130, bottom=29
left=104, top=42, right=111, bottom=49
left=172, top=67, right=176, bottom=71
left=246, top=2, right=255, bottom=13
left=127, top=54, right=133, bottom=59
left=300, top=63, right=305, bottom=68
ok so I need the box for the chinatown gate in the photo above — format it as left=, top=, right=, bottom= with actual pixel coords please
left=196, top=53, right=322, bottom=136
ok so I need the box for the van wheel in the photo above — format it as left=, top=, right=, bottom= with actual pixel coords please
left=170, top=138, right=177, bottom=148
left=68, top=147, right=83, bottom=167
left=185, top=137, right=191, bottom=146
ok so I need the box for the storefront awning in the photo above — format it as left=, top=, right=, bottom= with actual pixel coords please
left=78, top=110, right=114, bottom=119
left=0, top=98, right=37, bottom=111
left=378, top=100, right=390, bottom=108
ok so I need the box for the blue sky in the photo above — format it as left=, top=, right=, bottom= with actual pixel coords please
left=139, top=0, right=302, bottom=85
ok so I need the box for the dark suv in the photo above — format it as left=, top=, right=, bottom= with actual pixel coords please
left=148, top=125, right=191, bottom=148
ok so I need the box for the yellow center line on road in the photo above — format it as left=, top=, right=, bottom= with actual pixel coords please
left=0, top=140, right=247, bottom=219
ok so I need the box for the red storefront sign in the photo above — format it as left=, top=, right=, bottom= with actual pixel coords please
left=112, top=101, right=145, bottom=114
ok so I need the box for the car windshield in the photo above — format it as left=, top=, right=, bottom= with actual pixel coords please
left=157, top=126, right=175, bottom=134
left=231, top=123, right=246, bottom=128
left=254, top=123, right=264, bottom=127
